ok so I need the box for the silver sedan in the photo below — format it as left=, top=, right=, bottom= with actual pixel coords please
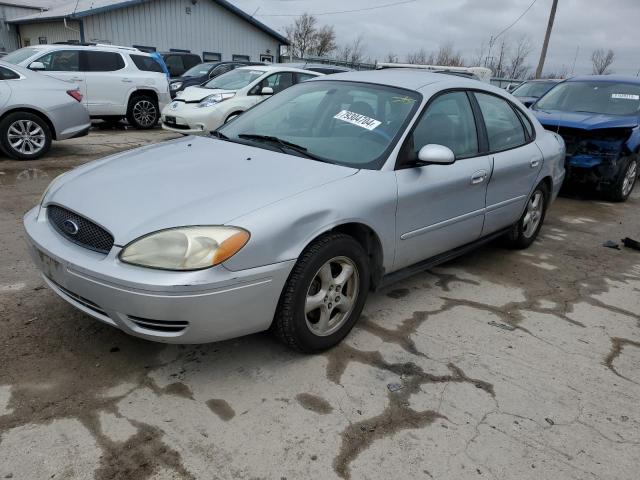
left=24, top=69, right=565, bottom=351
left=0, top=61, right=90, bottom=160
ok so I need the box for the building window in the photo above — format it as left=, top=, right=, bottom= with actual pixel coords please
left=38, top=36, right=47, bottom=45
left=23, top=39, right=31, bottom=46
left=232, top=54, right=250, bottom=62
left=133, top=45, right=156, bottom=52
left=203, top=51, right=222, bottom=62
left=170, top=48, right=190, bottom=53
left=260, top=54, right=274, bottom=63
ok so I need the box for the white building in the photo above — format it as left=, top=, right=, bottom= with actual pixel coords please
left=5, top=0, right=288, bottom=63
left=0, top=1, right=66, bottom=52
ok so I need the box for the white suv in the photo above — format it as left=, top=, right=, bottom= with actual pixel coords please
left=3, top=44, right=170, bottom=129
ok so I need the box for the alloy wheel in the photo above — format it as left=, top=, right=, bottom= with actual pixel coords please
left=622, top=160, right=637, bottom=197
left=7, top=120, right=45, bottom=155
left=522, top=190, right=544, bottom=239
left=305, top=256, right=360, bottom=337
left=133, top=100, right=157, bottom=127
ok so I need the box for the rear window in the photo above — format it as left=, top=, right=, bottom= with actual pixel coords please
left=130, top=54, right=164, bottom=73
left=0, top=66, right=20, bottom=80
left=84, top=51, right=124, bottom=72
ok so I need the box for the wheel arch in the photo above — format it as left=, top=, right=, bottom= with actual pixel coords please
left=0, top=107, right=57, bottom=140
left=127, top=88, right=159, bottom=106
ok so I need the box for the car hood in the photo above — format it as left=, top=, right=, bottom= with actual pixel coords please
left=532, top=109, right=639, bottom=130
left=177, top=86, right=235, bottom=102
left=46, top=136, right=357, bottom=245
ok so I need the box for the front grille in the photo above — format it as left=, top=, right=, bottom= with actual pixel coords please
left=129, top=316, right=189, bottom=333
left=47, top=205, right=114, bottom=254
left=551, top=126, right=630, bottom=157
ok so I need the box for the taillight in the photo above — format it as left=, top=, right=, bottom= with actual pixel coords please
left=67, top=89, right=82, bottom=102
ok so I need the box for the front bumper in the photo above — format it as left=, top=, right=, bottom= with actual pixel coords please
left=160, top=102, right=224, bottom=135
left=24, top=206, right=294, bottom=344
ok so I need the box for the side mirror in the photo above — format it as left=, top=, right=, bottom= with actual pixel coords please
left=261, top=86, right=274, bottom=95
left=417, top=144, right=455, bottom=165
left=29, top=61, right=45, bottom=71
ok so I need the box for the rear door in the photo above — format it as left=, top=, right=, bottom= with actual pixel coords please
left=473, top=92, right=542, bottom=235
left=82, top=51, right=128, bottom=115
left=33, top=50, right=87, bottom=105
left=395, top=91, right=491, bottom=269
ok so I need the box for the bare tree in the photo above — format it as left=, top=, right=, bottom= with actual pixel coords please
left=406, top=48, right=429, bottom=64
left=434, top=42, right=464, bottom=66
left=591, top=48, right=615, bottom=75
left=338, top=35, right=365, bottom=64
left=313, top=25, right=337, bottom=57
left=285, top=13, right=317, bottom=59
left=384, top=52, right=399, bottom=63
left=506, top=36, right=533, bottom=79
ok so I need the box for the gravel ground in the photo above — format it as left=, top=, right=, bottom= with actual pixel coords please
left=1, top=127, right=639, bottom=480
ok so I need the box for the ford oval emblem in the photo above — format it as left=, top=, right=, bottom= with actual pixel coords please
left=63, top=219, right=79, bottom=235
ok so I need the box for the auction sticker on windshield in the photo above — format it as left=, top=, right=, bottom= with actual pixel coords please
left=612, top=93, right=640, bottom=100
left=334, top=110, right=381, bottom=130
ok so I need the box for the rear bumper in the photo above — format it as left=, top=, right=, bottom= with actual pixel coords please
left=49, top=101, right=91, bottom=140
left=24, top=206, right=294, bottom=344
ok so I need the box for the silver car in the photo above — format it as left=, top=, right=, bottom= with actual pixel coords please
left=0, top=61, right=90, bottom=160
left=24, top=69, right=565, bottom=351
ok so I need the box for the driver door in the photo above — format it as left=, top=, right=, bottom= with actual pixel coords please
left=394, top=91, right=491, bottom=269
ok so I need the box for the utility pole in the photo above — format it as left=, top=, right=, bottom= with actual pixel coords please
left=535, top=0, right=559, bottom=78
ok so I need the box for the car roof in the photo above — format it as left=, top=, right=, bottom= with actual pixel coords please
left=566, top=75, right=640, bottom=85
left=310, top=68, right=481, bottom=91
left=18, top=44, right=150, bottom=55
left=236, top=65, right=323, bottom=75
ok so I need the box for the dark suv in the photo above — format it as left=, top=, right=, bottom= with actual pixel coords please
left=160, top=52, right=202, bottom=78
left=169, top=61, right=263, bottom=98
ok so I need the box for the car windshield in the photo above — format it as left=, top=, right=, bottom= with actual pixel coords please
left=183, top=63, right=215, bottom=77
left=512, top=81, right=557, bottom=98
left=534, top=81, right=640, bottom=116
left=2, top=47, right=41, bottom=65
left=218, top=80, right=421, bottom=169
left=203, top=68, right=265, bottom=90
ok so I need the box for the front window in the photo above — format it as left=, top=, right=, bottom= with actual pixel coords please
left=203, top=68, right=265, bottom=90
left=36, top=50, right=80, bottom=72
left=535, top=81, right=640, bottom=116
left=2, top=47, right=41, bottom=64
left=183, top=63, right=215, bottom=77
left=218, top=80, right=421, bottom=169
left=512, top=81, right=557, bottom=98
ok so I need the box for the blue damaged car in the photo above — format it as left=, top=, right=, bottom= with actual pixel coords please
left=531, top=75, right=639, bottom=201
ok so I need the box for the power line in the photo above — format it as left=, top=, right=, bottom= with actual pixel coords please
left=493, top=0, right=539, bottom=42
left=256, top=0, right=418, bottom=17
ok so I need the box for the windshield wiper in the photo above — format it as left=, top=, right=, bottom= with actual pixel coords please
left=237, top=134, right=332, bottom=163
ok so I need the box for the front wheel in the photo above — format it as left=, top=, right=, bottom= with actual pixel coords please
left=504, top=182, right=549, bottom=249
left=0, top=112, right=52, bottom=160
left=127, top=95, right=159, bottom=129
left=273, top=233, right=370, bottom=353
left=607, top=156, right=637, bottom=202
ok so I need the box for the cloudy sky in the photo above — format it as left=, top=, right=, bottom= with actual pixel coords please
left=232, top=0, right=640, bottom=76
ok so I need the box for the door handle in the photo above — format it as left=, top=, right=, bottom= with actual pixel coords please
left=471, top=170, right=487, bottom=185
left=121, top=78, right=133, bottom=83
left=70, top=77, right=83, bottom=82
left=530, top=158, right=541, bottom=168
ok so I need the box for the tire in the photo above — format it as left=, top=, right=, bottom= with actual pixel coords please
left=504, top=182, right=550, bottom=249
left=273, top=233, right=370, bottom=353
left=0, top=112, right=52, bottom=160
left=126, top=95, right=159, bottom=129
left=225, top=112, right=242, bottom=124
left=607, top=156, right=638, bottom=202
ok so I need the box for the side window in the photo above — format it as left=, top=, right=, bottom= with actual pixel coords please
left=296, top=73, right=316, bottom=83
left=262, top=72, right=294, bottom=94
left=164, top=55, right=184, bottom=76
left=0, top=66, right=20, bottom=80
left=514, top=107, right=534, bottom=139
left=37, top=50, right=79, bottom=72
left=475, top=93, right=526, bottom=151
left=411, top=91, right=478, bottom=159
left=130, top=54, right=164, bottom=73
left=84, top=51, right=124, bottom=72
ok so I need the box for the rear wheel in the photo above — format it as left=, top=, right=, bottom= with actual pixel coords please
left=0, top=112, right=52, bottom=160
left=607, top=156, right=637, bottom=202
left=273, top=233, right=370, bottom=353
left=504, top=182, right=549, bottom=249
left=127, top=95, right=159, bottom=129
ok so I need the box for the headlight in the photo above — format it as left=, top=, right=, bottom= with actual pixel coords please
left=197, top=93, right=234, bottom=108
left=170, top=82, right=183, bottom=90
left=120, top=226, right=250, bottom=270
